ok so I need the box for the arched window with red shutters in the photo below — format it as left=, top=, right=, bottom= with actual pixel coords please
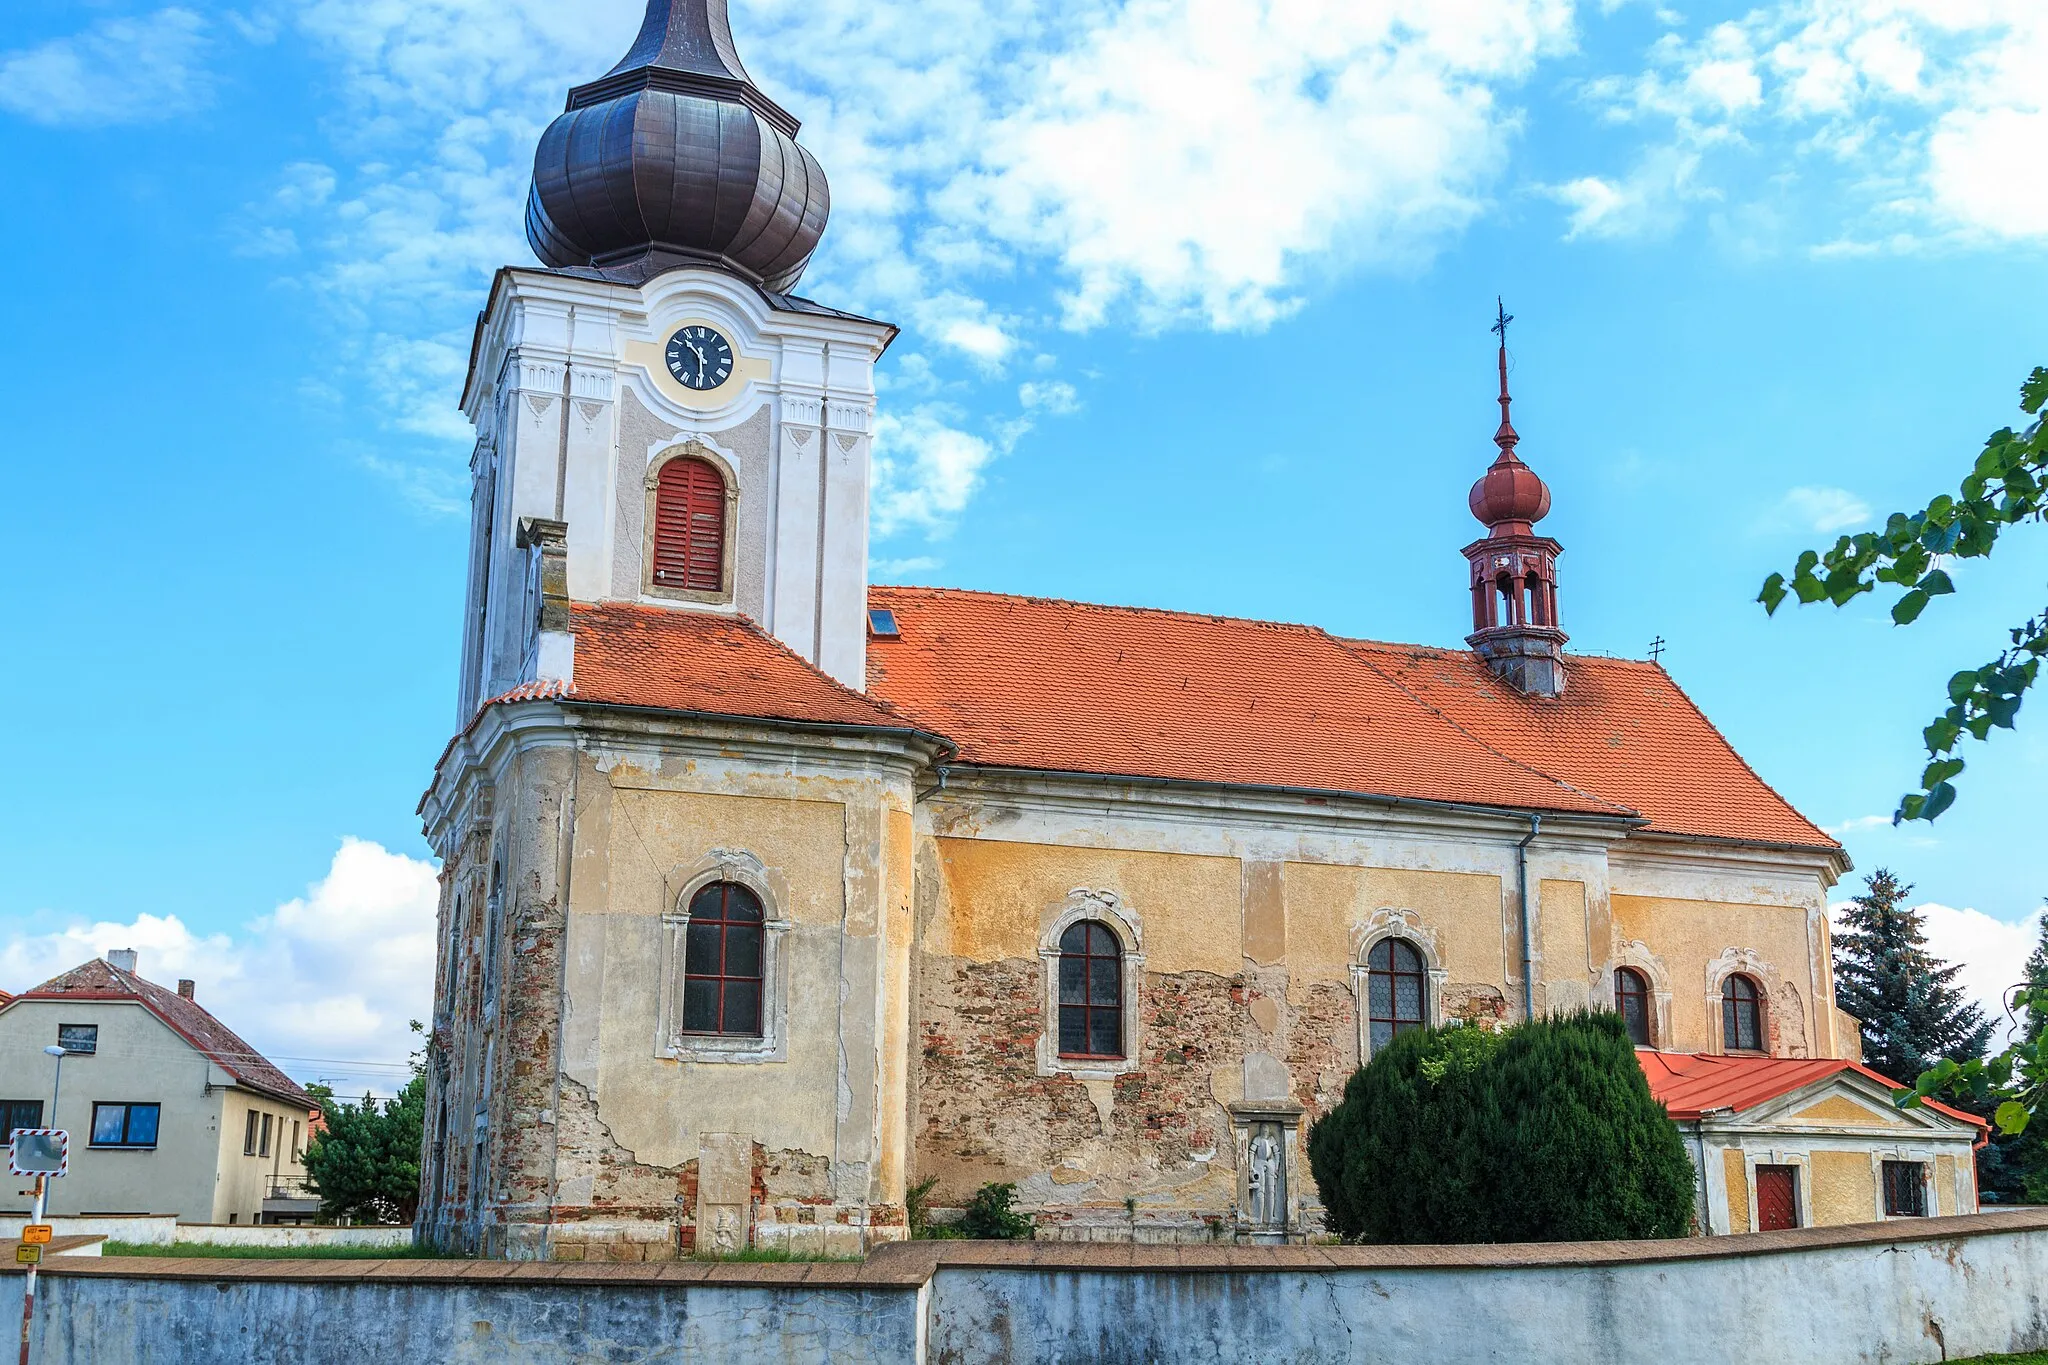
left=652, top=455, right=728, bottom=593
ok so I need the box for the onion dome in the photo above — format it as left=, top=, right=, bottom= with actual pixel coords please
left=525, top=0, right=830, bottom=292
left=1467, top=319, right=1552, bottom=535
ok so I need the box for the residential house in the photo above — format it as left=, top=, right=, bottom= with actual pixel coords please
left=0, top=951, right=320, bottom=1225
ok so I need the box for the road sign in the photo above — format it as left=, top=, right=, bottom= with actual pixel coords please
left=19, top=1227, right=50, bottom=1247
left=7, top=1132, right=66, bottom=1178
left=13, top=1246, right=38, bottom=1266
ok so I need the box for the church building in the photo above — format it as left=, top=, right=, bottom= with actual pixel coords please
left=416, top=0, right=1979, bottom=1259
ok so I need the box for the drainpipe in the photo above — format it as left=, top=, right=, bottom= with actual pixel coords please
left=1517, top=814, right=1541, bottom=1022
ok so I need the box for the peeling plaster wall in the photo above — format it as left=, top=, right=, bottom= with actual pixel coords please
left=1611, top=893, right=1822, bottom=1056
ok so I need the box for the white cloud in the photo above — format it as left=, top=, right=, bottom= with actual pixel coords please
left=1763, top=484, right=1872, bottom=533
left=1832, top=900, right=2045, bottom=1046
left=1578, top=0, right=2048, bottom=247
left=1018, top=380, right=1081, bottom=416
left=1823, top=813, right=1896, bottom=835
left=871, top=555, right=941, bottom=579
left=0, top=9, right=213, bottom=126
left=871, top=405, right=1001, bottom=536
left=264, top=0, right=1578, bottom=526
left=0, top=839, right=438, bottom=1096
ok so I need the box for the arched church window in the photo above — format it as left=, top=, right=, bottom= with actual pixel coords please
left=1367, top=938, right=1427, bottom=1052
left=1722, top=973, right=1764, bottom=1053
left=653, top=456, right=727, bottom=593
left=1616, top=967, right=1653, bottom=1047
left=1057, top=920, right=1124, bottom=1059
left=682, top=881, right=765, bottom=1036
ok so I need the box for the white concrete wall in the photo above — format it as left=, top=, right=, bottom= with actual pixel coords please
left=0, top=1216, right=175, bottom=1246
left=169, top=1225, right=412, bottom=1249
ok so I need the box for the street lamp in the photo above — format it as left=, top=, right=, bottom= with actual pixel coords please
left=43, top=1044, right=66, bottom=1123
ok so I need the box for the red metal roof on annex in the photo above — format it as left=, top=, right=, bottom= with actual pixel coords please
left=1637, top=1049, right=1983, bottom=1128
left=9, top=959, right=317, bottom=1112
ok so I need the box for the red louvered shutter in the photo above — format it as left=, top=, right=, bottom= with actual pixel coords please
left=653, top=457, right=727, bottom=593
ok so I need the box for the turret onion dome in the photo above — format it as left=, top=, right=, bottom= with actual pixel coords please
left=524, top=0, right=830, bottom=292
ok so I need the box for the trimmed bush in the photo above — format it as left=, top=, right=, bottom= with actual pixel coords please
left=1308, top=1013, right=1696, bottom=1244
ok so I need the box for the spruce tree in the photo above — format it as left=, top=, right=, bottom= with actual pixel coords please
left=2024, top=910, right=2048, bottom=1048
left=1833, top=868, right=1994, bottom=1082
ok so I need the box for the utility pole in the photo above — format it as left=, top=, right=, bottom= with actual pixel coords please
left=18, top=1044, right=69, bottom=1365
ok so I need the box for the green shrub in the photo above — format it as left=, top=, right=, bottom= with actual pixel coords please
left=957, top=1181, right=1034, bottom=1240
left=1308, top=1013, right=1695, bottom=1244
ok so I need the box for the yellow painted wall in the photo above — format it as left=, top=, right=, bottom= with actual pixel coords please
left=1612, top=894, right=1817, bottom=1054
left=1539, top=879, right=1591, bottom=1009
left=930, top=839, right=1241, bottom=975
left=1721, top=1148, right=1750, bottom=1233
left=1935, top=1154, right=1958, bottom=1215
left=1283, top=864, right=1506, bottom=989
left=1787, top=1096, right=1898, bottom=1127
left=1810, top=1150, right=1876, bottom=1226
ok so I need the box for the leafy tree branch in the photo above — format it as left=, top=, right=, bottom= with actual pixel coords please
left=1759, top=366, right=2048, bottom=821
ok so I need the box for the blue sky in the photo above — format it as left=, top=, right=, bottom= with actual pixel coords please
left=3, top=0, right=2045, bottom=1083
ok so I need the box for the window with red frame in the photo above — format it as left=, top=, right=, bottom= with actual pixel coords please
left=681, top=882, right=764, bottom=1036
left=653, top=456, right=727, bottom=593
left=1616, top=967, right=1654, bottom=1047
left=1057, top=921, right=1123, bottom=1059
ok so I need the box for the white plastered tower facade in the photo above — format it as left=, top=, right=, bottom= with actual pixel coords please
left=456, top=265, right=891, bottom=715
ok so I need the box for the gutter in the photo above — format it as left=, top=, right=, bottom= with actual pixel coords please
left=1517, top=815, right=1542, bottom=1022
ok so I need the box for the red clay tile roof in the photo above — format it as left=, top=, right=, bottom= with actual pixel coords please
left=1344, top=640, right=1835, bottom=850
left=1638, top=1049, right=1983, bottom=1128
left=864, top=586, right=1630, bottom=819
left=564, top=602, right=914, bottom=730
left=12, top=959, right=316, bottom=1111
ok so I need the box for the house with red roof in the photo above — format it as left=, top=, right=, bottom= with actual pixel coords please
left=409, top=0, right=1979, bottom=1260
left=0, top=951, right=319, bottom=1227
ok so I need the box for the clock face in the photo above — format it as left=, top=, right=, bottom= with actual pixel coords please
left=664, top=326, right=735, bottom=391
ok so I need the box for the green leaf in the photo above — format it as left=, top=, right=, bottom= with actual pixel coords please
left=1759, top=573, right=1788, bottom=615
left=1921, top=757, right=1964, bottom=787
left=1920, top=568, right=1956, bottom=597
left=2020, top=367, right=2048, bottom=415
left=1947, top=670, right=1982, bottom=705
left=1893, top=589, right=1931, bottom=625
left=1994, top=1100, right=2030, bottom=1136
left=1922, top=780, right=1958, bottom=821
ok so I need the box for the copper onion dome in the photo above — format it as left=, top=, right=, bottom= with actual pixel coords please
left=525, top=0, right=830, bottom=292
left=1468, top=316, right=1552, bottom=535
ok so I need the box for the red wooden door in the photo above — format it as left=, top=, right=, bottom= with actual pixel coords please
left=1756, top=1165, right=1800, bottom=1231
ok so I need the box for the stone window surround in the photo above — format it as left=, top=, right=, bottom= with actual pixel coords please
left=1349, top=912, right=1449, bottom=1065
left=1608, top=939, right=1675, bottom=1050
left=657, top=851, right=791, bottom=1065
left=1736, top=1146, right=1814, bottom=1231
left=1870, top=1144, right=1943, bottom=1221
left=641, top=438, right=741, bottom=607
left=1036, top=890, right=1146, bottom=1080
left=1705, top=947, right=1779, bottom=1057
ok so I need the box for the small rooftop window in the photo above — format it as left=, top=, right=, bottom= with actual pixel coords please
left=57, top=1024, right=98, bottom=1055
left=868, top=608, right=900, bottom=638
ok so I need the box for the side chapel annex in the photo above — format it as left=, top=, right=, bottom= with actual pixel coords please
left=417, top=0, right=1979, bottom=1259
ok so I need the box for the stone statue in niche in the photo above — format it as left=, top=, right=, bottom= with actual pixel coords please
left=711, top=1207, right=740, bottom=1254
left=1245, top=1123, right=1286, bottom=1228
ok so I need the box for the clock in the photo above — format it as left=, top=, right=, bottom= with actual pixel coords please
left=664, top=325, right=735, bottom=391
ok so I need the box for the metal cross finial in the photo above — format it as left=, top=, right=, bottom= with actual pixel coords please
left=1649, top=636, right=1667, bottom=664
left=1491, top=296, right=1518, bottom=456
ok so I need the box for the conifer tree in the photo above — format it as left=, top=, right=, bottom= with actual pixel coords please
left=1833, top=868, right=1993, bottom=1082
left=2024, top=911, right=2048, bottom=1048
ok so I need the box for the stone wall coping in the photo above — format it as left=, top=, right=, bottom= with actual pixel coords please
left=5, top=1210, right=2043, bottom=1288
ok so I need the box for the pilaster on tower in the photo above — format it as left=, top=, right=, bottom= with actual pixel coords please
left=1463, top=301, right=1567, bottom=698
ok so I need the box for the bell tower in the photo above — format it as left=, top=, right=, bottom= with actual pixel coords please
left=454, top=0, right=891, bottom=721
left=1463, top=301, right=1567, bottom=697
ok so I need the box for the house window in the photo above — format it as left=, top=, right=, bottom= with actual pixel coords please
left=1616, top=967, right=1654, bottom=1048
left=57, top=1024, right=98, bottom=1055
left=1, top=1101, right=43, bottom=1139
left=1883, top=1160, right=1928, bottom=1217
left=1366, top=938, right=1428, bottom=1053
left=259, top=1113, right=273, bottom=1158
left=1722, top=974, right=1764, bottom=1052
left=1057, top=920, right=1125, bottom=1059
left=681, top=881, right=765, bottom=1036
left=245, top=1110, right=260, bottom=1155
left=652, top=456, right=727, bottom=593
left=90, top=1103, right=161, bottom=1149
left=291, top=1120, right=302, bottom=1162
